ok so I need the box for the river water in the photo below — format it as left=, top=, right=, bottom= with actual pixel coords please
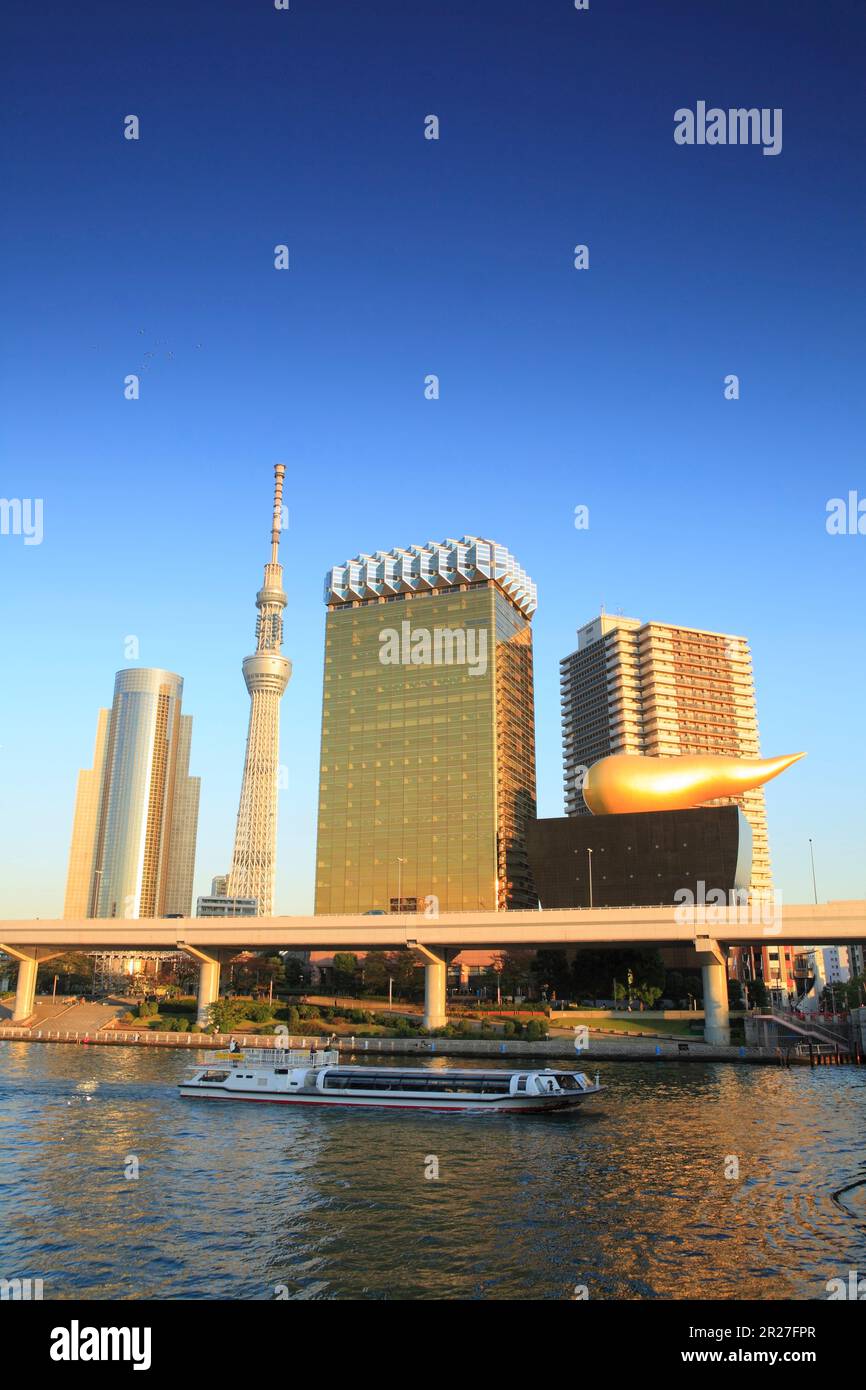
left=1, top=1041, right=864, bottom=1301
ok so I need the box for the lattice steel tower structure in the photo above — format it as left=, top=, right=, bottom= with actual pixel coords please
left=227, top=465, right=291, bottom=915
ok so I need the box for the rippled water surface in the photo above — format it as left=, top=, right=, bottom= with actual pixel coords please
left=1, top=1042, right=864, bottom=1300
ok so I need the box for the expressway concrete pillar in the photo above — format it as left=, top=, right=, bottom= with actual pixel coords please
left=0, top=945, right=62, bottom=1024
left=695, top=938, right=730, bottom=1045
left=12, top=956, right=39, bottom=1022
left=178, top=945, right=227, bottom=1028
left=196, top=959, right=221, bottom=1029
left=409, top=943, right=449, bottom=1031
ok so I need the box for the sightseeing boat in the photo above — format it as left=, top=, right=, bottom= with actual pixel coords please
left=179, top=1048, right=602, bottom=1114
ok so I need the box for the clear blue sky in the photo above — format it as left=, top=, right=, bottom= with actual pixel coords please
left=1, top=0, right=864, bottom=917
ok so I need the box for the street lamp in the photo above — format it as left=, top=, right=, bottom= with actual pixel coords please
left=808, top=839, right=818, bottom=905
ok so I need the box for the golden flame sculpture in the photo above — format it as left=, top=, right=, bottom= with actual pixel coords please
left=582, top=752, right=805, bottom=815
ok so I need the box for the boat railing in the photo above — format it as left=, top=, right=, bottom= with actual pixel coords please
left=201, top=1048, right=339, bottom=1068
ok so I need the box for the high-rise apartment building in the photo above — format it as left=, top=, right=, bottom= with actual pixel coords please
left=315, top=537, right=537, bottom=914
left=64, top=668, right=200, bottom=919
left=561, top=614, right=772, bottom=893
left=560, top=613, right=792, bottom=996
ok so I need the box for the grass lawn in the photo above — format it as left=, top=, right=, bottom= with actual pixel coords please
left=550, top=1016, right=746, bottom=1043
left=576, top=1017, right=699, bottom=1039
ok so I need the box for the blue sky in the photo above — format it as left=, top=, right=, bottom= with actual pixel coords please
left=1, top=0, right=864, bottom=917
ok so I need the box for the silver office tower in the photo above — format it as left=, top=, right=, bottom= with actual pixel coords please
left=64, top=668, right=200, bottom=918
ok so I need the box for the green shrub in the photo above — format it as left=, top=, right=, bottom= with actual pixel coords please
left=525, top=1019, right=547, bottom=1041
left=296, top=1004, right=320, bottom=1021
left=392, top=1016, right=420, bottom=1036
left=285, top=1006, right=300, bottom=1030
left=244, top=1002, right=274, bottom=1023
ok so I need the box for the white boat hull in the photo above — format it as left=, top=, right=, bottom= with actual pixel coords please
left=178, top=1084, right=594, bottom=1113
left=178, top=1051, right=602, bottom=1114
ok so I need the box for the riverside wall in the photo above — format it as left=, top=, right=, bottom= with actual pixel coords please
left=0, top=1023, right=851, bottom=1065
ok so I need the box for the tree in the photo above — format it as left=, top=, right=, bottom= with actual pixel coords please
left=332, top=953, right=359, bottom=994
left=261, top=955, right=284, bottom=986
left=571, top=948, right=666, bottom=1001
left=36, top=952, right=92, bottom=994
left=361, top=951, right=390, bottom=996
left=496, top=950, right=536, bottom=999
left=387, top=951, right=424, bottom=1001
left=207, top=998, right=245, bottom=1033
left=532, top=950, right=571, bottom=1000
left=283, top=954, right=305, bottom=989
left=835, top=975, right=865, bottom=1010
left=635, top=983, right=662, bottom=1010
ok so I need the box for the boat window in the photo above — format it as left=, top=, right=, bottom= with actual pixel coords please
left=200, top=1071, right=229, bottom=1083
left=320, top=1071, right=519, bottom=1096
left=555, top=1074, right=579, bottom=1090
left=516, top=1077, right=527, bottom=1092
left=274, top=1069, right=289, bottom=1075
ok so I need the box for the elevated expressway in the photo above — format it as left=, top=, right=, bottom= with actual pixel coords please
left=1, top=901, right=863, bottom=1044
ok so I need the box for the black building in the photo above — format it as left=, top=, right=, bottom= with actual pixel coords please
left=525, top=806, right=752, bottom=910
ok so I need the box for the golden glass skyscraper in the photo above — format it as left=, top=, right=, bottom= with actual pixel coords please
left=315, top=537, right=537, bottom=914
left=63, top=668, right=200, bottom=919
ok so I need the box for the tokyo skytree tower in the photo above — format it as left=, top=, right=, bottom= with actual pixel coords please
left=227, top=465, right=292, bottom=915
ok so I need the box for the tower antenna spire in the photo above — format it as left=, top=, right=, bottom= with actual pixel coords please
left=271, top=463, right=286, bottom=564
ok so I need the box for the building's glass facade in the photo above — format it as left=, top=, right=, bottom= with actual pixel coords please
left=64, top=668, right=200, bottom=919
left=315, top=558, right=537, bottom=914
